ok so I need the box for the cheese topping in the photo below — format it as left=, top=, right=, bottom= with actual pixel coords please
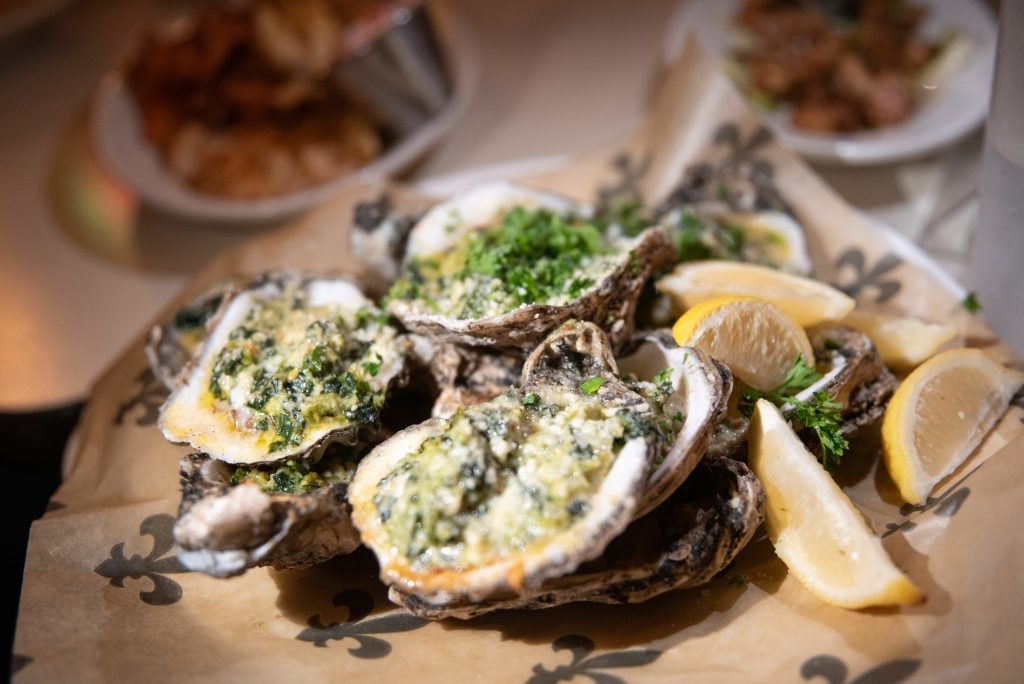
left=203, top=287, right=399, bottom=455
left=372, top=384, right=653, bottom=572
left=387, top=206, right=624, bottom=320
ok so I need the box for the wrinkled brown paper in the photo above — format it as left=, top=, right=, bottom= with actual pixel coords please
left=14, top=39, right=1024, bottom=683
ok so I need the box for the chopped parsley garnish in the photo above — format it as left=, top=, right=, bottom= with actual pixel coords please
left=579, top=376, right=606, bottom=395
left=739, top=356, right=849, bottom=471
left=961, top=291, right=982, bottom=313
left=522, top=393, right=541, bottom=408
left=206, top=293, right=394, bottom=454
left=387, top=207, right=621, bottom=320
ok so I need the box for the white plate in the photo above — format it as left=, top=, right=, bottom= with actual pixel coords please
left=664, top=0, right=996, bottom=165
left=90, top=2, right=479, bottom=223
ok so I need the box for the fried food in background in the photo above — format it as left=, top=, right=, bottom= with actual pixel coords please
left=125, top=1, right=400, bottom=199
left=735, top=0, right=941, bottom=132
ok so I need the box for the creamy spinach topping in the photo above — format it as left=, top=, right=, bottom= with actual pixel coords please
left=387, top=207, right=624, bottom=320
left=623, top=368, right=686, bottom=466
left=230, top=448, right=363, bottom=494
left=372, top=384, right=653, bottom=571
left=206, top=291, right=398, bottom=454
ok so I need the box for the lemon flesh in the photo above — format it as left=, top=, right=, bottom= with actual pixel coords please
left=750, top=399, right=923, bottom=609
left=657, top=261, right=855, bottom=328
left=882, top=348, right=1024, bottom=504
left=844, top=310, right=957, bottom=370
left=671, top=296, right=814, bottom=392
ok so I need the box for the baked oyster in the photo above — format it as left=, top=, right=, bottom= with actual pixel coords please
left=159, top=274, right=410, bottom=464
left=394, top=455, right=765, bottom=619
left=173, top=448, right=363, bottom=577
left=350, top=323, right=659, bottom=609
left=385, top=182, right=675, bottom=349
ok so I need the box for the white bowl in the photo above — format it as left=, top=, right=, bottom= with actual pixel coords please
left=90, top=1, right=478, bottom=223
left=664, top=0, right=997, bottom=166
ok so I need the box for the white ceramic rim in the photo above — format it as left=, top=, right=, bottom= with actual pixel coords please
left=663, top=0, right=997, bottom=166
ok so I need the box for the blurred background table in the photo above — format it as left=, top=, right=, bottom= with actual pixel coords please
left=0, top=0, right=983, bottom=413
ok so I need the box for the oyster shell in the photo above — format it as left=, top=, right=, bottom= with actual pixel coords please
left=350, top=323, right=658, bottom=608
left=386, top=182, right=675, bottom=349
left=159, top=274, right=410, bottom=464
left=173, top=450, right=362, bottom=577
left=708, top=325, right=895, bottom=458
left=616, top=332, right=733, bottom=517
left=522, top=322, right=733, bottom=516
left=147, top=279, right=240, bottom=390
left=409, top=335, right=524, bottom=419
left=348, top=194, right=420, bottom=298
left=392, top=455, right=765, bottom=619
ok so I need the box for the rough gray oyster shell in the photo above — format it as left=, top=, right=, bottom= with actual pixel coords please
left=173, top=452, right=361, bottom=577
left=408, top=334, right=524, bottom=419
left=146, top=278, right=241, bottom=391
left=391, top=455, right=765, bottom=619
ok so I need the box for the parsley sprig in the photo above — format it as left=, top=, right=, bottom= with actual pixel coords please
left=738, top=356, right=849, bottom=471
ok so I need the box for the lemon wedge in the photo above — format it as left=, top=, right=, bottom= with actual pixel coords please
left=882, top=348, right=1024, bottom=505
left=656, top=261, right=855, bottom=327
left=671, top=296, right=814, bottom=391
left=844, top=310, right=957, bottom=370
left=749, top=399, right=923, bottom=608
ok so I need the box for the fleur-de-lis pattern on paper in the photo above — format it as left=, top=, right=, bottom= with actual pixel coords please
left=660, top=123, right=791, bottom=215
left=94, top=514, right=188, bottom=606
left=296, top=589, right=428, bottom=656
left=596, top=152, right=653, bottom=212
left=11, top=653, right=33, bottom=676
left=882, top=471, right=972, bottom=539
left=526, top=634, right=662, bottom=684
left=114, top=368, right=168, bottom=427
left=832, top=248, right=903, bottom=304
left=801, top=654, right=920, bottom=684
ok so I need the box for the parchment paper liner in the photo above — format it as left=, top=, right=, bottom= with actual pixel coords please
left=15, top=39, right=1023, bottom=683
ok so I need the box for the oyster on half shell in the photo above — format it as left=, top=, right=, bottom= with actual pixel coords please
left=159, top=274, right=410, bottom=465
left=173, top=449, right=363, bottom=577
left=386, top=182, right=675, bottom=349
left=350, top=323, right=659, bottom=608
left=393, top=455, right=765, bottom=619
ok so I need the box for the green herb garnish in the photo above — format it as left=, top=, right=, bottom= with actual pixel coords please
left=739, top=356, right=848, bottom=470
left=961, top=291, right=982, bottom=313
left=579, top=376, right=606, bottom=395
left=522, top=393, right=541, bottom=408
